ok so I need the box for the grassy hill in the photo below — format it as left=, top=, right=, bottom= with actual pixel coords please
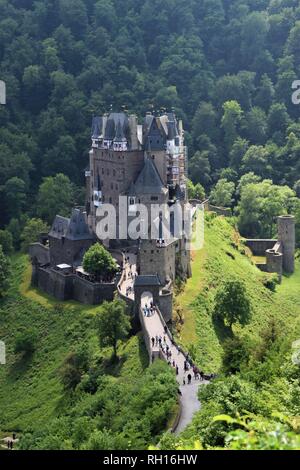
left=176, top=214, right=300, bottom=373
left=0, top=255, right=149, bottom=434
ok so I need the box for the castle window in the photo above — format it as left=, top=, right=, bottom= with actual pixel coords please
left=109, top=197, right=112, bottom=203
left=113, top=170, right=116, bottom=177
left=151, top=196, right=158, bottom=201
left=111, top=183, right=113, bottom=190
left=102, top=168, right=104, bottom=174
left=107, top=169, right=109, bottom=175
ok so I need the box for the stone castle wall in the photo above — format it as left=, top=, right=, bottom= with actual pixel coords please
left=34, top=266, right=116, bottom=305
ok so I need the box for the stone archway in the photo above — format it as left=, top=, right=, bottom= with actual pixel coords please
left=141, top=291, right=153, bottom=309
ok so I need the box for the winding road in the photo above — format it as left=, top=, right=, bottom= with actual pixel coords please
left=119, top=251, right=206, bottom=434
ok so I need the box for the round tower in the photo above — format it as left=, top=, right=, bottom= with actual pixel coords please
left=277, top=215, right=295, bottom=274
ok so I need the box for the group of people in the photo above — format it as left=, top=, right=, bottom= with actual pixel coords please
left=6, top=440, right=14, bottom=450
left=143, top=302, right=156, bottom=317
left=151, top=330, right=207, bottom=386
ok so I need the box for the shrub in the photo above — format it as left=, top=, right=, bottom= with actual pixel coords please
left=14, top=329, right=38, bottom=355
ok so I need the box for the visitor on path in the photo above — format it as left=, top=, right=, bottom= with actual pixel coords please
left=188, top=374, right=192, bottom=385
left=176, top=366, right=179, bottom=375
left=151, top=337, right=155, bottom=348
left=183, top=378, right=186, bottom=385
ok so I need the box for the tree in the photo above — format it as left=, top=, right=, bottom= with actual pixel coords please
left=59, top=345, right=90, bottom=390
left=21, top=218, right=49, bottom=252
left=229, top=138, right=249, bottom=171
left=267, top=103, right=290, bottom=143
left=254, top=74, right=274, bottom=111
left=242, top=145, right=271, bottom=178
left=210, top=179, right=235, bottom=208
left=222, top=336, right=250, bottom=375
left=4, top=177, right=26, bottom=219
left=192, top=102, right=218, bottom=142
left=215, top=280, right=251, bottom=329
left=237, top=180, right=296, bottom=238
left=36, top=174, right=75, bottom=224
left=187, top=180, right=205, bottom=201
left=243, top=107, right=267, bottom=145
left=0, top=246, right=10, bottom=298
left=189, top=150, right=211, bottom=187
left=95, top=300, right=130, bottom=359
left=83, top=243, right=118, bottom=282
left=0, top=230, right=13, bottom=255
left=14, top=329, right=38, bottom=356
left=221, top=101, right=243, bottom=151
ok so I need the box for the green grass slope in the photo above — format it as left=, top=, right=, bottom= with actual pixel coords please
left=176, top=214, right=300, bottom=373
left=0, top=255, right=148, bottom=434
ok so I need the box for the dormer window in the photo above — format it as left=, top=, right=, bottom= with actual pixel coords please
left=129, top=197, right=136, bottom=206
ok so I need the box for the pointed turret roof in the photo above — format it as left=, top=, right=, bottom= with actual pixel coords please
left=131, top=157, right=166, bottom=195
left=114, top=119, right=126, bottom=142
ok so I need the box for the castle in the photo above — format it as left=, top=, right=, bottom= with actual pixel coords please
left=30, top=111, right=191, bottom=318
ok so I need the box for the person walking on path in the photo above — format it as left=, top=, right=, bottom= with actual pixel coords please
left=188, top=373, right=192, bottom=385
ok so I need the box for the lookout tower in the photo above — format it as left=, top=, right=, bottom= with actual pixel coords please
left=277, top=215, right=295, bottom=274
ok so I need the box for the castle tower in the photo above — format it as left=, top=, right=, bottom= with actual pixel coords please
left=277, top=215, right=295, bottom=273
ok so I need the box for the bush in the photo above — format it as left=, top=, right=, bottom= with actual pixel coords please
left=262, top=274, right=278, bottom=292
left=59, top=345, right=90, bottom=390
left=0, top=246, right=10, bottom=298
left=14, top=329, right=38, bottom=355
left=0, top=230, right=13, bottom=255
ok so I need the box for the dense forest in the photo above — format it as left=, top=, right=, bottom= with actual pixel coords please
left=1, top=0, right=300, bottom=452
left=0, top=0, right=300, bottom=245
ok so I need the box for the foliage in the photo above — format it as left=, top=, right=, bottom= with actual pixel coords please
left=0, top=246, right=10, bottom=298
left=0, top=230, right=13, bottom=256
left=20, top=218, right=49, bottom=252
left=214, top=279, right=252, bottom=329
left=237, top=179, right=298, bottom=238
left=36, top=174, right=75, bottom=224
left=14, top=328, right=38, bottom=356
left=83, top=243, right=118, bottom=281
left=59, top=345, right=90, bottom=390
left=210, top=179, right=235, bottom=208
left=95, top=300, right=131, bottom=358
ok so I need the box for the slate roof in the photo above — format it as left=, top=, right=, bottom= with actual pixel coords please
left=49, top=210, right=94, bottom=241
left=134, top=274, right=161, bottom=287
left=114, top=119, right=127, bottom=141
left=49, top=215, right=69, bottom=239
left=91, top=116, right=103, bottom=139
left=130, top=157, right=166, bottom=195
left=104, top=112, right=129, bottom=140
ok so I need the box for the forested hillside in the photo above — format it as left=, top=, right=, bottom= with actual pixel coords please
left=1, top=0, right=300, bottom=242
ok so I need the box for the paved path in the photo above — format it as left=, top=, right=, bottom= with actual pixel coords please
left=119, top=251, right=206, bottom=434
